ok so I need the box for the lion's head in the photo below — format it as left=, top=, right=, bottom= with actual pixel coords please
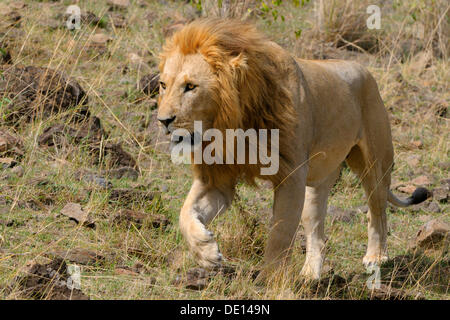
left=158, top=19, right=298, bottom=185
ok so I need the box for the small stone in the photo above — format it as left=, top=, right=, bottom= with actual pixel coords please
left=413, top=218, right=449, bottom=249
left=114, top=267, right=139, bottom=276
left=178, top=268, right=209, bottom=290
left=108, top=0, right=130, bottom=10
left=10, top=165, right=24, bottom=177
left=109, top=12, right=127, bottom=28
left=406, top=155, right=420, bottom=167
left=60, top=203, right=95, bottom=228
left=411, top=175, right=431, bottom=186
left=432, top=187, right=448, bottom=203
left=91, top=33, right=112, bottom=45
left=398, top=185, right=416, bottom=194
left=437, top=162, right=450, bottom=171
left=51, top=248, right=105, bottom=266
left=411, top=140, right=423, bottom=149
left=425, top=201, right=441, bottom=213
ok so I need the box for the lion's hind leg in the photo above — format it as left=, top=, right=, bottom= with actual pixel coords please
left=300, top=167, right=341, bottom=279
left=346, top=142, right=392, bottom=266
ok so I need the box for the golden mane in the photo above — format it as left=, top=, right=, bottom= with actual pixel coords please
left=159, top=19, right=298, bottom=187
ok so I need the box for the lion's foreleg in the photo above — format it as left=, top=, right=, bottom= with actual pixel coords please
left=262, top=170, right=307, bottom=277
left=180, top=179, right=235, bottom=269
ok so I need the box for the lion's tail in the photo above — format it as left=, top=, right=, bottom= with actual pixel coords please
left=387, top=187, right=431, bottom=208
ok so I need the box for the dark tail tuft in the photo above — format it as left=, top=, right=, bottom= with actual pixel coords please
left=407, top=187, right=432, bottom=205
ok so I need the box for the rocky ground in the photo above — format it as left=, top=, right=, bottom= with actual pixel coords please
left=0, top=0, right=448, bottom=299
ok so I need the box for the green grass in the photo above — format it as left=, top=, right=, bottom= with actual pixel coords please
left=0, top=0, right=448, bottom=299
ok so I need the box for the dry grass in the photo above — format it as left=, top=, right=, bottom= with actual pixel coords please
left=0, top=0, right=448, bottom=300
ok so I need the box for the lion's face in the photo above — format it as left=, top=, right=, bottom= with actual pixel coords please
left=158, top=52, right=217, bottom=144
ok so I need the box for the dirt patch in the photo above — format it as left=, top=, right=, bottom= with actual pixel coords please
left=38, top=109, right=137, bottom=168
left=114, top=209, right=169, bottom=228
left=13, top=258, right=89, bottom=300
left=50, top=248, right=105, bottom=266
left=0, top=65, right=87, bottom=125
left=0, top=129, right=23, bottom=158
left=174, top=266, right=236, bottom=291
left=109, top=188, right=159, bottom=206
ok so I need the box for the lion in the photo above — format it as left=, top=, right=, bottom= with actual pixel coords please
left=156, top=19, right=430, bottom=280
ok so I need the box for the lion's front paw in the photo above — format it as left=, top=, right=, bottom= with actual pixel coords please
left=196, top=240, right=223, bottom=269
left=189, top=230, right=223, bottom=269
left=362, top=254, right=388, bottom=267
left=300, top=263, right=321, bottom=280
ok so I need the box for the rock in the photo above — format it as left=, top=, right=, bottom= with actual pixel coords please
left=114, top=209, right=169, bottom=229
left=0, top=3, right=21, bottom=29
left=81, top=11, right=101, bottom=26
left=175, top=268, right=209, bottom=290
left=411, top=175, right=432, bottom=186
left=109, top=188, right=159, bottom=206
left=109, top=12, right=127, bottom=28
left=60, top=203, right=95, bottom=228
left=13, top=258, right=89, bottom=300
left=437, top=162, right=450, bottom=171
left=0, top=65, right=87, bottom=125
left=107, top=0, right=130, bottom=10
left=75, top=171, right=112, bottom=189
left=91, top=33, right=112, bottom=45
left=10, top=1, right=26, bottom=10
left=38, top=113, right=137, bottom=169
left=106, top=167, right=139, bottom=180
left=432, top=187, right=449, bottom=203
left=10, top=165, right=24, bottom=177
left=328, top=206, right=356, bottom=223
left=114, top=209, right=146, bottom=225
left=0, top=129, right=26, bottom=158
left=398, top=185, right=416, bottom=194
left=51, top=248, right=105, bottom=266
left=104, top=142, right=137, bottom=168
left=425, top=201, right=441, bottom=213
left=406, top=155, right=420, bottom=167
left=412, top=219, right=449, bottom=249
left=114, top=267, right=139, bottom=276
left=0, top=157, right=16, bottom=169
left=139, top=73, right=160, bottom=96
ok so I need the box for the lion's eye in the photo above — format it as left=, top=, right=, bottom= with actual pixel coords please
left=185, top=83, right=196, bottom=92
left=160, top=81, right=166, bottom=90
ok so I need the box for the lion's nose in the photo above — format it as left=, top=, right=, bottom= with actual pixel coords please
left=158, top=115, right=176, bottom=129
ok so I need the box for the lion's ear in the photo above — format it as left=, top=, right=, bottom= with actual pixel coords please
left=229, top=53, right=248, bottom=80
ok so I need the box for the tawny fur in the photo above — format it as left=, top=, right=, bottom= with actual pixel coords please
left=157, top=18, right=430, bottom=280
